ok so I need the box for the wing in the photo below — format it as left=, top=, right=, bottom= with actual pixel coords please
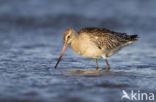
left=92, top=33, right=121, bottom=50
left=79, top=27, right=132, bottom=50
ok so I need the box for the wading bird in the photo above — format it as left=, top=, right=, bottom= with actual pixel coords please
left=54, top=27, right=138, bottom=71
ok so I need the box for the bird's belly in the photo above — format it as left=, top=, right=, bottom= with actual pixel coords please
left=71, top=42, right=103, bottom=58
left=81, top=47, right=103, bottom=58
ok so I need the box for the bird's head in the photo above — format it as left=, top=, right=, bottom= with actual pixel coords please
left=54, top=28, right=77, bottom=69
left=63, top=28, right=76, bottom=45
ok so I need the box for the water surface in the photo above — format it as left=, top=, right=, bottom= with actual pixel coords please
left=0, top=0, right=156, bottom=102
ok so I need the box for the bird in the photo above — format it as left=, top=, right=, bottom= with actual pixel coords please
left=54, top=27, right=138, bottom=71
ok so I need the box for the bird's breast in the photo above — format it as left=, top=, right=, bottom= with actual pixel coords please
left=70, top=38, right=103, bottom=58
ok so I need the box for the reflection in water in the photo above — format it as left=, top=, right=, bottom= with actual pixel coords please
left=64, top=69, right=110, bottom=75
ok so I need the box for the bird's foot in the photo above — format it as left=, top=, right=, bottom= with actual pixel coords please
left=103, top=67, right=110, bottom=72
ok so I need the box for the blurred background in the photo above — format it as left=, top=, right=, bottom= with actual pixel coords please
left=0, top=0, right=156, bottom=102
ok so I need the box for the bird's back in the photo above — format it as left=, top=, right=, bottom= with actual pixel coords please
left=79, top=27, right=138, bottom=48
left=78, top=27, right=138, bottom=57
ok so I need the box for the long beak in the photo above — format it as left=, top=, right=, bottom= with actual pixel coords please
left=54, top=44, right=68, bottom=69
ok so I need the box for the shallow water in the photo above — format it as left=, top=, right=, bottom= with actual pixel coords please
left=0, top=0, right=156, bottom=102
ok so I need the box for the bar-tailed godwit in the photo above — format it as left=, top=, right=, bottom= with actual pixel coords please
left=55, top=27, right=138, bottom=71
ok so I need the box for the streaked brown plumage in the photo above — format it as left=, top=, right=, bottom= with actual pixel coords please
left=55, top=27, right=138, bottom=70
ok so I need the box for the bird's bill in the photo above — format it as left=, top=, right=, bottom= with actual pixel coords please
left=54, top=44, right=68, bottom=69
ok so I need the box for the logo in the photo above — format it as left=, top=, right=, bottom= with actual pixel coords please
left=121, top=90, right=155, bottom=101
left=121, top=90, right=131, bottom=100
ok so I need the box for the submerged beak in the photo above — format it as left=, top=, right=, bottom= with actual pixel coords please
left=54, top=43, right=68, bottom=69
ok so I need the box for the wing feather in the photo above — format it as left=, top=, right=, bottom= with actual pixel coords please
left=79, top=27, right=131, bottom=50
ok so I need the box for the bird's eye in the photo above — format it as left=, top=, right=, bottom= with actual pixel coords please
left=67, top=35, right=70, bottom=39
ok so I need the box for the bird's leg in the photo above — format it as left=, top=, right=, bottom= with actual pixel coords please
left=104, top=58, right=110, bottom=71
left=94, top=58, right=99, bottom=70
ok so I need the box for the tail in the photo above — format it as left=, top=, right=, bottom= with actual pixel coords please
left=130, top=35, right=138, bottom=41
left=122, top=34, right=138, bottom=46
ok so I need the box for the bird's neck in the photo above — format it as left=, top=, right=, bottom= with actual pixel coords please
left=71, top=32, right=79, bottom=43
left=70, top=32, right=79, bottom=46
